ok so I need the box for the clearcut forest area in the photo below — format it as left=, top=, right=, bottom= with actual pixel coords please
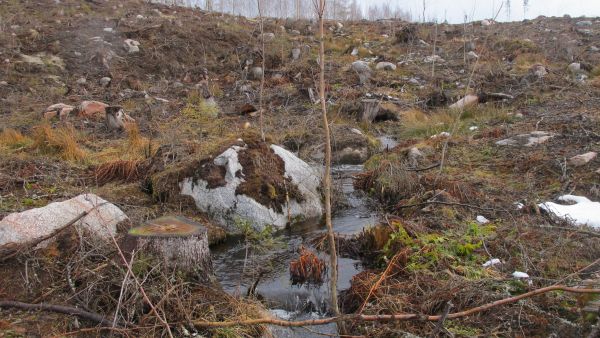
left=0, top=1, right=599, bottom=337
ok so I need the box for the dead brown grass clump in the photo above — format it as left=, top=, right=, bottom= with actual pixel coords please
left=93, top=159, right=146, bottom=185
left=0, top=128, right=32, bottom=150
left=32, top=125, right=86, bottom=162
left=289, top=246, right=326, bottom=286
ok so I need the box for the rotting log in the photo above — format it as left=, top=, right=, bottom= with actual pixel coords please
left=127, top=216, right=214, bottom=282
left=360, top=99, right=380, bottom=123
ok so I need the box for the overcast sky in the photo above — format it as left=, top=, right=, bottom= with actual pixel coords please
left=365, top=0, right=600, bottom=24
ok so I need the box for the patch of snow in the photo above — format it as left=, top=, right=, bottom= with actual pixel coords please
left=538, top=195, right=600, bottom=229
left=476, top=215, right=490, bottom=224
left=512, top=271, right=530, bottom=278
left=483, top=258, right=501, bottom=267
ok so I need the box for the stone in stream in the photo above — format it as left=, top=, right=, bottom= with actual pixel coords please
left=180, top=141, right=323, bottom=231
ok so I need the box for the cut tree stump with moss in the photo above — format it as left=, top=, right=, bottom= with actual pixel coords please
left=128, top=216, right=214, bottom=282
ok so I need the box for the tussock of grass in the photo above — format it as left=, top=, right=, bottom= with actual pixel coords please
left=0, top=129, right=32, bottom=150
left=513, top=53, right=547, bottom=73
left=183, top=91, right=220, bottom=120
left=32, top=124, right=86, bottom=162
left=398, top=106, right=511, bottom=139
left=125, top=123, right=151, bottom=158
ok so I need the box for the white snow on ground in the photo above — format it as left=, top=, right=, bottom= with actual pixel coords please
left=512, top=271, right=530, bottom=278
left=538, top=195, right=600, bottom=229
left=483, top=258, right=501, bottom=267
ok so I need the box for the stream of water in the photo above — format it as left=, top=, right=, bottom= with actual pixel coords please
left=210, top=137, right=398, bottom=337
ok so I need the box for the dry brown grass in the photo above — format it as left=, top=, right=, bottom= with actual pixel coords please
left=32, top=124, right=86, bottom=162
left=125, top=123, right=151, bottom=158
left=289, top=246, right=326, bottom=286
left=93, top=159, right=146, bottom=185
left=0, top=128, right=32, bottom=150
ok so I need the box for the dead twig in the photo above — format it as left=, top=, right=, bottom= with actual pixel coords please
left=396, top=200, right=497, bottom=211
left=0, top=300, right=114, bottom=327
left=192, top=285, right=600, bottom=328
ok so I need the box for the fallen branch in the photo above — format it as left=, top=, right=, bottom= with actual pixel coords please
left=0, top=210, right=90, bottom=262
left=405, top=163, right=441, bottom=172
left=0, top=300, right=113, bottom=327
left=192, top=285, right=600, bottom=328
left=395, top=200, right=497, bottom=211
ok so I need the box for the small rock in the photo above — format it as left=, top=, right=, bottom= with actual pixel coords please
left=418, top=39, right=430, bottom=46
left=250, top=66, right=263, bottom=80
left=590, top=46, right=600, bottom=52
left=290, top=29, right=301, bottom=35
left=569, top=152, right=597, bottom=166
left=481, top=19, right=493, bottom=26
left=103, top=27, right=113, bottom=33
left=469, top=126, right=478, bottom=131
left=375, top=62, right=397, bottom=71
left=291, top=48, right=301, bottom=60
left=408, top=78, right=420, bottom=85
left=449, top=95, right=479, bottom=110
left=0, top=81, right=7, bottom=86
left=476, top=215, right=490, bottom=224
left=568, top=62, right=581, bottom=73
left=515, top=112, right=524, bottom=119
left=351, top=61, right=371, bottom=85
left=424, top=55, right=445, bottom=63
left=408, top=147, right=423, bottom=166
left=336, top=22, right=343, bottom=29
left=467, top=51, right=479, bottom=60
left=136, top=14, right=145, bottom=19
left=350, top=128, right=363, bottom=136
left=530, top=64, right=548, bottom=78
left=99, top=77, right=111, bottom=87
left=262, top=32, right=275, bottom=41
left=76, top=77, right=87, bottom=85
left=74, top=51, right=82, bottom=57
left=123, top=39, right=141, bottom=54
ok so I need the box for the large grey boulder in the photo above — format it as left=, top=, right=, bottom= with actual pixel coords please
left=180, top=142, right=323, bottom=231
left=351, top=61, right=371, bottom=84
left=0, top=194, right=127, bottom=248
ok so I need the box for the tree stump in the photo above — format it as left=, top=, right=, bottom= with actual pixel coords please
left=360, top=99, right=380, bottom=123
left=127, top=216, right=214, bottom=282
